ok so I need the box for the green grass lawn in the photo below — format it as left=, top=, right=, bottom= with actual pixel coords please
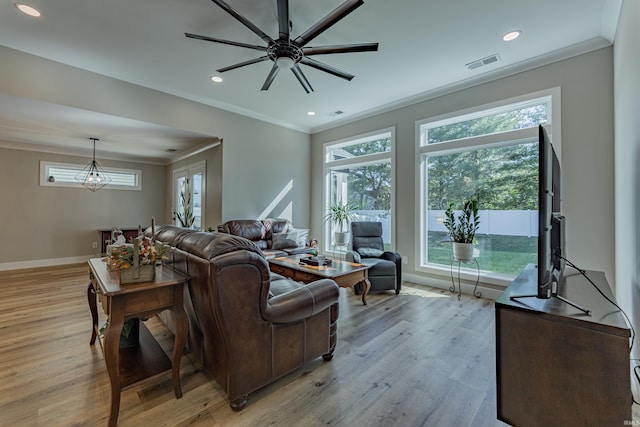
left=428, top=232, right=537, bottom=276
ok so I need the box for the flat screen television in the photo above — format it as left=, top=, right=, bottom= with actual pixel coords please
left=537, top=124, right=564, bottom=298
left=511, top=125, right=590, bottom=314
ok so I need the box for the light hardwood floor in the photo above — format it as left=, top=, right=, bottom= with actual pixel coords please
left=0, top=263, right=509, bottom=426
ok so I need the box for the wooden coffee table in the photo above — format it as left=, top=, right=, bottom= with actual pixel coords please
left=268, top=254, right=372, bottom=305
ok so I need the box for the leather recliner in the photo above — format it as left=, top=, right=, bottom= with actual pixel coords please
left=148, top=225, right=340, bottom=410
left=345, top=221, right=402, bottom=294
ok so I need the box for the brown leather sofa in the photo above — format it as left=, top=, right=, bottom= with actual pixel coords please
left=218, top=218, right=308, bottom=258
left=147, top=225, right=339, bottom=410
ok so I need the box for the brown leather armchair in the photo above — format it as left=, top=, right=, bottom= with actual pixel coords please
left=150, top=225, right=340, bottom=410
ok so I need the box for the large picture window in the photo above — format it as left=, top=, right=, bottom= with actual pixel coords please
left=417, top=89, right=559, bottom=279
left=324, top=129, right=395, bottom=253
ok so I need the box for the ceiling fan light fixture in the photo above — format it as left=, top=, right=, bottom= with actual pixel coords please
left=275, top=56, right=295, bottom=69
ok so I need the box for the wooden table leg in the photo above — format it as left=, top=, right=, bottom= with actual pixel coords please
left=105, top=299, right=124, bottom=427
left=171, top=285, right=187, bottom=399
left=361, top=278, right=371, bottom=305
left=87, top=282, right=98, bottom=345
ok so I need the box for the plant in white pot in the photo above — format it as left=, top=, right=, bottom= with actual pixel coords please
left=444, top=199, right=480, bottom=261
left=324, top=202, right=355, bottom=247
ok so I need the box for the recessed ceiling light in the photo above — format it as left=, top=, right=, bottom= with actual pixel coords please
left=15, top=3, right=41, bottom=17
left=210, top=76, right=223, bottom=83
left=307, top=111, right=316, bottom=116
left=503, top=30, right=521, bottom=42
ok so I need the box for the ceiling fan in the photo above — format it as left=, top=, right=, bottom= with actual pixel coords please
left=185, top=0, right=379, bottom=93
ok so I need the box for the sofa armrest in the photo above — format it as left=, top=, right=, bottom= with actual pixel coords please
left=264, top=279, right=339, bottom=324
left=345, top=250, right=361, bottom=264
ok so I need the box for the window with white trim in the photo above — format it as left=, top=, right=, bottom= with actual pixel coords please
left=417, top=89, right=559, bottom=280
left=40, top=161, right=141, bottom=190
left=323, top=128, right=395, bottom=253
left=173, top=161, right=206, bottom=231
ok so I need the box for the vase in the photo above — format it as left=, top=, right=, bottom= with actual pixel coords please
left=119, top=318, right=140, bottom=349
left=453, top=242, right=474, bottom=261
left=334, top=231, right=350, bottom=246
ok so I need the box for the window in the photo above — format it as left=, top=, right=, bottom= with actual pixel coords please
left=40, top=161, right=141, bottom=190
left=173, top=161, right=205, bottom=230
left=323, top=128, right=395, bottom=252
left=417, top=89, right=559, bottom=280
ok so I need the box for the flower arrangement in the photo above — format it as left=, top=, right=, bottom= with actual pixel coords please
left=108, top=237, right=170, bottom=270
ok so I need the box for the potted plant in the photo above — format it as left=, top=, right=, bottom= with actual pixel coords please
left=174, top=183, right=195, bottom=229
left=443, top=199, right=480, bottom=261
left=99, top=318, right=140, bottom=349
left=324, top=202, right=355, bottom=246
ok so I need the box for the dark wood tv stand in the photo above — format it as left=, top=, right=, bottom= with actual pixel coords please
left=495, top=264, right=632, bottom=426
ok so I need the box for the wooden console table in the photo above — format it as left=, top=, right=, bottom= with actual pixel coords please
left=495, top=264, right=631, bottom=426
left=87, top=258, right=189, bottom=427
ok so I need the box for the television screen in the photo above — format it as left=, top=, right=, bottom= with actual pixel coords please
left=537, top=125, right=558, bottom=298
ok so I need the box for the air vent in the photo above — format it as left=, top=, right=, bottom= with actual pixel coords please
left=466, top=53, right=500, bottom=70
left=328, top=110, right=344, bottom=117
left=166, top=148, right=177, bottom=152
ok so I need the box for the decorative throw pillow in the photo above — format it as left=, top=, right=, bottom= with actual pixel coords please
left=294, top=228, right=309, bottom=248
left=357, top=247, right=384, bottom=258
left=272, top=231, right=300, bottom=250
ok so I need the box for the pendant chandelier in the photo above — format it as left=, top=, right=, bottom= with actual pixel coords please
left=76, top=138, right=112, bottom=191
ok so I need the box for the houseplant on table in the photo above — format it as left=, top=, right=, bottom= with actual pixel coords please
left=444, top=199, right=480, bottom=261
left=324, top=202, right=355, bottom=246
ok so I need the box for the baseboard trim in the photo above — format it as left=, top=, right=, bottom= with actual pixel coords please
left=0, top=255, right=97, bottom=271
left=403, top=272, right=505, bottom=300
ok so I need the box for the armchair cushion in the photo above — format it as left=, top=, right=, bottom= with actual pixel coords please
left=357, top=247, right=384, bottom=258
left=345, top=250, right=361, bottom=264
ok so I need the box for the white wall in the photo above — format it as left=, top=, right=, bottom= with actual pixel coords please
left=614, top=0, right=640, bottom=357
left=312, top=47, right=615, bottom=288
left=0, top=147, right=165, bottom=268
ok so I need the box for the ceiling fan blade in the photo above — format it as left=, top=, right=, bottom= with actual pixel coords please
left=185, top=33, right=266, bottom=52
left=217, top=56, right=270, bottom=73
left=210, top=0, right=274, bottom=45
left=261, top=64, right=281, bottom=91
left=277, top=0, right=290, bottom=40
left=293, top=0, right=364, bottom=47
left=291, top=64, right=314, bottom=93
left=303, top=43, right=379, bottom=56
left=300, top=57, right=354, bottom=81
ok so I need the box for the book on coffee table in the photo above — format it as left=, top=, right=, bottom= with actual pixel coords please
left=299, top=256, right=332, bottom=266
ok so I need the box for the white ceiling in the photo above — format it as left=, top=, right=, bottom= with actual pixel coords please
left=0, top=0, right=621, bottom=163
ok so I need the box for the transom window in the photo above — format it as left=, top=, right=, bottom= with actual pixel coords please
left=417, top=89, right=559, bottom=280
left=40, top=161, right=141, bottom=190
